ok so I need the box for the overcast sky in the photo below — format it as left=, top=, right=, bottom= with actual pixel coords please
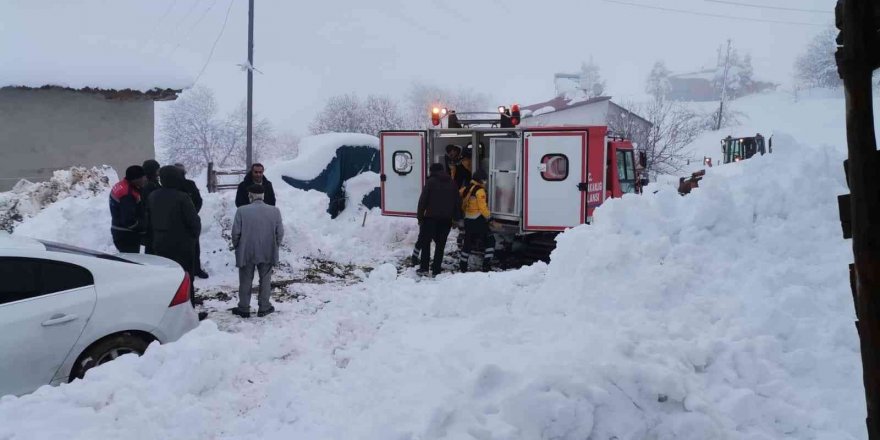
left=3, top=0, right=834, bottom=135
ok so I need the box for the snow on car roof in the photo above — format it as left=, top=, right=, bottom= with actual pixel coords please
left=273, top=133, right=379, bottom=181
left=0, top=233, right=46, bottom=251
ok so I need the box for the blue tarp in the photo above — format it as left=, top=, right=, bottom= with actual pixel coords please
left=281, top=145, right=380, bottom=218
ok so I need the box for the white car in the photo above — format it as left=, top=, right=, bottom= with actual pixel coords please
left=0, top=233, right=199, bottom=397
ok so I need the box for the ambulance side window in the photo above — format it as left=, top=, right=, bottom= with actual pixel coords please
left=392, top=151, right=413, bottom=175
left=541, top=154, right=568, bottom=181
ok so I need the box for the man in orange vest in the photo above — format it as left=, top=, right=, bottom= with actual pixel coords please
left=458, top=169, right=495, bottom=272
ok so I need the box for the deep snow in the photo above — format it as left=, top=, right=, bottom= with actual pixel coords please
left=0, top=90, right=867, bottom=439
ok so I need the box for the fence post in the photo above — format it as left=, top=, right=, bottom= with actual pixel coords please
left=207, top=162, right=215, bottom=193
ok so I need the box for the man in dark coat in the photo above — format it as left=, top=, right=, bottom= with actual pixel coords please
left=235, top=163, right=276, bottom=207
left=175, top=163, right=208, bottom=279
left=148, top=166, right=201, bottom=307
left=141, top=159, right=161, bottom=254
left=109, top=165, right=148, bottom=253
left=415, top=163, right=462, bottom=276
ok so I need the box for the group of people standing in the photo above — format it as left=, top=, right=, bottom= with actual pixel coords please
left=108, top=161, right=284, bottom=319
left=414, top=144, right=496, bottom=277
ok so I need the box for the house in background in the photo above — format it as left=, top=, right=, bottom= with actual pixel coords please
left=0, top=30, right=192, bottom=191
left=0, top=84, right=184, bottom=191
left=521, top=95, right=652, bottom=149
left=668, top=69, right=777, bottom=102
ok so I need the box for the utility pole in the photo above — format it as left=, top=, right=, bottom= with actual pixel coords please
left=715, top=39, right=732, bottom=131
left=835, top=0, right=880, bottom=437
left=246, top=0, right=254, bottom=168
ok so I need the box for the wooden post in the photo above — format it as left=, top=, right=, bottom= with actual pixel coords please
left=207, top=162, right=216, bottom=193
left=836, top=0, right=880, bottom=437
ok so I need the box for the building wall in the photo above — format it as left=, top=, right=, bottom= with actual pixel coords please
left=0, top=88, right=155, bottom=190
left=521, top=100, right=610, bottom=128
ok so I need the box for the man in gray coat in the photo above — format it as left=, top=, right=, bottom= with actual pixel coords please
left=231, top=184, right=284, bottom=318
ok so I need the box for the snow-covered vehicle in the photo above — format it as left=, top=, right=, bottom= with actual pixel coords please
left=379, top=107, right=644, bottom=260
left=0, top=234, right=198, bottom=397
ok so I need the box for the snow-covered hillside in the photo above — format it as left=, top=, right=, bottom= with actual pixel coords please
left=681, top=89, right=880, bottom=173
left=0, top=90, right=867, bottom=439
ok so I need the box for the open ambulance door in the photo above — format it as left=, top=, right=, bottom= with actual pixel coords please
left=380, top=131, right=426, bottom=217
left=522, top=128, right=594, bottom=231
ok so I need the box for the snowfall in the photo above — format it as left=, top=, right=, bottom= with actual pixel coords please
left=0, top=89, right=877, bottom=439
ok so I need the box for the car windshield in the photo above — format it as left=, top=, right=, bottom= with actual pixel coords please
left=38, top=240, right=140, bottom=264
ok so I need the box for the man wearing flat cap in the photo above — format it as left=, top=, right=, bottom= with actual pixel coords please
left=231, top=184, right=285, bottom=318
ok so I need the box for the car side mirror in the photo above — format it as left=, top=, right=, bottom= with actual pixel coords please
left=638, top=151, right=647, bottom=168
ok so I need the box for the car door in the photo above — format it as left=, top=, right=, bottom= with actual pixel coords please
left=0, top=257, right=97, bottom=397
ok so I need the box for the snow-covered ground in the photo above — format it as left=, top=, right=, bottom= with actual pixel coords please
left=0, top=90, right=868, bottom=439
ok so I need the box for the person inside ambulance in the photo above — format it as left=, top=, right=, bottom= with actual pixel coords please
left=444, top=144, right=472, bottom=189
left=444, top=144, right=461, bottom=177
left=458, top=169, right=496, bottom=273
left=456, top=146, right=473, bottom=188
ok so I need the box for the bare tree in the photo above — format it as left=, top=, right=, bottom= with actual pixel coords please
left=258, top=131, right=301, bottom=163
left=405, top=82, right=491, bottom=128
left=712, top=42, right=756, bottom=100
left=641, top=98, right=703, bottom=176
left=309, top=94, right=366, bottom=134
left=616, top=98, right=703, bottom=177
left=159, top=86, right=273, bottom=173
left=646, top=60, right=672, bottom=100
left=795, top=27, right=843, bottom=89
left=309, top=93, right=406, bottom=135
left=577, top=57, right=606, bottom=98
left=362, top=95, right=406, bottom=135
left=224, top=103, right=274, bottom=167
left=160, top=86, right=222, bottom=172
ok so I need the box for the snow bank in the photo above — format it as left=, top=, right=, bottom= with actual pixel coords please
left=1, top=167, right=115, bottom=235
left=273, top=133, right=379, bottom=181
left=0, top=132, right=863, bottom=438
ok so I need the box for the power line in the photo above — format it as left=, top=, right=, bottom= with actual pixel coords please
left=704, top=0, right=831, bottom=14
left=604, top=0, right=826, bottom=26
left=172, top=0, right=220, bottom=53
left=141, top=0, right=180, bottom=50
left=170, top=0, right=205, bottom=42
left=193, top=0, right=235, bottom=85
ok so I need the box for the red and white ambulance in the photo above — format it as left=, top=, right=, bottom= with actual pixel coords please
left=379, top=108, right=643, bottom=250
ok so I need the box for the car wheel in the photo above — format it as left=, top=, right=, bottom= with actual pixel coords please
left=70, top=332, right=150, bottom=381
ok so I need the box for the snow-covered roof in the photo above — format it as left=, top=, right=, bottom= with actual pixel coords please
left=521, top=95, right=611, bottom=117
left=0, top=34, right=193, bottom=98
left=670, top=69, right=717, bottom=81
